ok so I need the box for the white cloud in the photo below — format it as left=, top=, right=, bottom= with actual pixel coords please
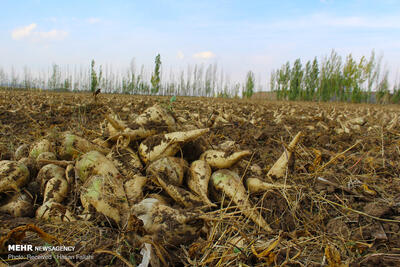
left=193, top=51, right=215, bottom=59
left=11, top=23, right=68, bottom=41
left=87, top=17, right=101, bottom=24
left=12, top=23, right=37, bottom=40
left=177, top=51, right=184, bottom=59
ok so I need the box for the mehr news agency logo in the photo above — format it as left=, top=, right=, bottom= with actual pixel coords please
left=7, top=244, right=93, bottom=260
left=8, top=244, right=75, bottom=252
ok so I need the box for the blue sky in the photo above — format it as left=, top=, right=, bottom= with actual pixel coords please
left=1, top=0, right=400, bottom=88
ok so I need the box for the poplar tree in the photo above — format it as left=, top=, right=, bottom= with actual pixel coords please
left=310, top=57, right=319, bottom=100
left=151, top=54, right=161, bottom=94
left=244, top=71, right=255, bottom=98
left=289, top=58, right=303, bottom=100
left=90, top=59, right=98, bottom=93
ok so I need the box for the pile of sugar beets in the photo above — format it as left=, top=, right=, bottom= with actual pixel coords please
left=0, top=104, right=302, bottom=250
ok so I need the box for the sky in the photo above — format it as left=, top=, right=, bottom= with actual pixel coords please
left=1, top=0, right=400, bottom=89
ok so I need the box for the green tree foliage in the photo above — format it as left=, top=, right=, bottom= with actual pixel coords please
left=342, top=54, right=357, bottom=102
left=281, top=62, right=291, bottom=100
left=151, top=54, right=161, bottom=94
left=272, top=62, right=291, bottom=100
left=233, top=83, right=241, bottom=98
left=0, top=67, right=7, bottom=86
left=205, top=65, right=213, bottom=97
left=23, top=66, right=32, bottom=89
left=49, top=64, right=61, bottom=90
left=310, top=58, right=319, bottom=100
left=363, top=51, right=378, bottom=102
left=271, top=50, right=395, bottom=104
left=302, top=58, right=319, bottom=101
left=63, top=78, right=71, bottom=91
left=377, top=71, right=389, bottom=104
left=270, top=70, right=276, bottom=93
left=392, top=85, right=400, bottom=104
left=289, top=58, right=303, bottom=100
left=319, top=50, right=342, bottom=102
left=90, top=59, right=98, bottom=93
left=243, top=71, right=255, bottom=98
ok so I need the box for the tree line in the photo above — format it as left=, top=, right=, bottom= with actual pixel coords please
left=1, top=50, right=399, bottom=103
left=270, top=50, right=399, bottom=103
left=0, top=54, right=256, bottom=98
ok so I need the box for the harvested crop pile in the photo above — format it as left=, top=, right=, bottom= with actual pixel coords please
left=1, top=90, right=400, bottom=266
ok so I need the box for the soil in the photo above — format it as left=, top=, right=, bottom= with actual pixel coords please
left=1, top=90, right=400, bottom=266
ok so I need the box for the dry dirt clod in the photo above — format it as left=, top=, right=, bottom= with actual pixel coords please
left=326, top=217, right=350, bottom=238
left=0, top=191, right=34, bottom=217
left=131, top=198, right=204, bottom=246
left=363, top=202, right=392, bottom=218
left=218, top=140, right=238, bottom=151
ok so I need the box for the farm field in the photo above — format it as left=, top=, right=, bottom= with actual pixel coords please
left=1, top=90, right=400, bottom=266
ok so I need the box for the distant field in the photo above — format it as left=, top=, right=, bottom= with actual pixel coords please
left=251, top=91, right=277, bottom=101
